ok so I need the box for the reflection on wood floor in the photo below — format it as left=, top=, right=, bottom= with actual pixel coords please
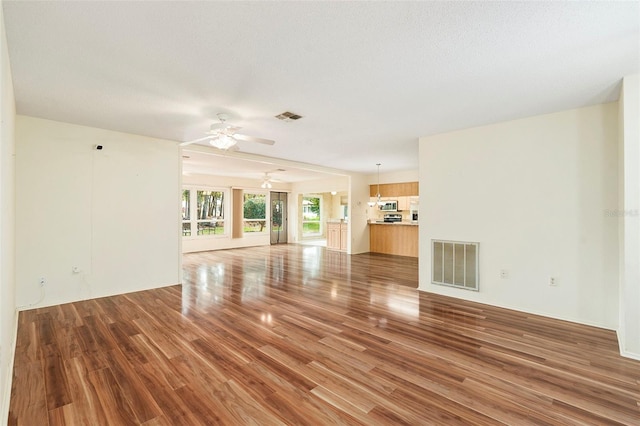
left=9, top=244, right=640, bottom=424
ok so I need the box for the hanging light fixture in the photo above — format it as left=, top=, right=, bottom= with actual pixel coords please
left=368, top=163, right=384, bottom=207
left=375, top=163, right=385, bottom=206
left=261, top=173, right=273, bottom=189
left=209, top=135, right=237, bottom=150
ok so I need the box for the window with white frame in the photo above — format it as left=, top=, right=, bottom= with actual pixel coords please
left=197, top=190, right=225, bottom=235
left=302, top=195, right=321, bottom=236
left=243, top=192, right=267, bottom=233
left=182, top=187, right=227, bottom=237
left=181, top=189, right=191, bottom=236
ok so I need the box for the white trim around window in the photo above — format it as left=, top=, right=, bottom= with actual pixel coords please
left=182, top=186, right=230, bottom=238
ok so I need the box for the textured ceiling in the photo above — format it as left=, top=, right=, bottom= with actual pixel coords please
left=3, top=1, right=639, bottom=176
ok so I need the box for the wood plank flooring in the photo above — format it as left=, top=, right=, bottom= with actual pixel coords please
left=9, top=244, right=640, bottom=425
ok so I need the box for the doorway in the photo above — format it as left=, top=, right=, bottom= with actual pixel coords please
left=270, top=192, right=288, bottom=244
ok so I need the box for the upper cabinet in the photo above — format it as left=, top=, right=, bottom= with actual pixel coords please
left=369, top=181, right=419, bottom=197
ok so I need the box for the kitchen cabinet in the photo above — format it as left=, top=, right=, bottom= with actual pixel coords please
left=340, top=224, right=348, bottom=251
left=369, top=223, right=418, bottom=257
left=369, top=181, right=419, bottom=198
left=327, top=222, right=348, bottom=252
left=397, top=196, right=410, bottom=211
left=397, top=196, right=420, bottom=212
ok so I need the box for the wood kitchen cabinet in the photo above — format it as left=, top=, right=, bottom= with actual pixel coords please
left=369, top=181, right=419, bottom=198
left=397, top=196, right=409, bottom=211
left=398, top=196, right=419, bottom=211
left=327, top=222, right=348, bottom=251
left=340, top=224, right=348, bottom=251
left=369, top=223, right=418, bottom=257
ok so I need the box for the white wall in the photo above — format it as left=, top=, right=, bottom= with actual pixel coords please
left=419, top=103, right=619, bottom=329
left=16, top=116, right=181, bottom=307
left=618, top=74, right=640, bottom=359
left=0, top=5, right=16, bottom=423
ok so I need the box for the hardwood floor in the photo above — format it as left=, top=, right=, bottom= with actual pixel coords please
left=9, top=244, right=640, bottom=425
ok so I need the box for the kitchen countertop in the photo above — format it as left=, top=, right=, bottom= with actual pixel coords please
left=368, top=220, right=418, bottom=226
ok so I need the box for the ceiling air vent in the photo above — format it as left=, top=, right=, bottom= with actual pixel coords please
left=275, top=111, right=303, bottom=122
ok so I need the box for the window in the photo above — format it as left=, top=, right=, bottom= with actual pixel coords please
left=181, top=187, right=228, bottom=237
left=243, top=192, right=266, bottom=233
left=197, top=190, right=225, bottom=235
left=182, top=190, right=191, bottom=236
left=302, top=195, right=321, bottom=236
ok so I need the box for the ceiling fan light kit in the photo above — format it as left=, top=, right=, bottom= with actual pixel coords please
left=209, top=135, right=236, bottom=150
left=261, top=172, right=273, bottom=189
left=180, top=113, right=275, bottom=150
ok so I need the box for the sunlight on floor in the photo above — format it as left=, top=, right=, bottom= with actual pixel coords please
left=297, top=239, right=326, bottom=247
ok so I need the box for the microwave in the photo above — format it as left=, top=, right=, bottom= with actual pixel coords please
left=379, top=200, right=398, bottom=211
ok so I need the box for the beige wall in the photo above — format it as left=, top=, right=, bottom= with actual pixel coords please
left=347, top=173, right=371, bottom=254
left=419, top=103, right=619, bottom=330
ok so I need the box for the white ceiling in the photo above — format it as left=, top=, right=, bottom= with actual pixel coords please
left=3, top=1, right=639, bottom=178
left=181, top=147, right=342, bottom=183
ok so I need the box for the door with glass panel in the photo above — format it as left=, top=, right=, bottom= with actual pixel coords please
left=270, top=192, right=287, bottom=244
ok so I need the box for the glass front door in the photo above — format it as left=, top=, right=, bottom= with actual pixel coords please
left=270, top=192, right=287, bottom=244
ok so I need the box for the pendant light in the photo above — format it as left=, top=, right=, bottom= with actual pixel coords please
left=375, top=163, right=385, bottom=206
left=368, top=163, right=384, bottom=207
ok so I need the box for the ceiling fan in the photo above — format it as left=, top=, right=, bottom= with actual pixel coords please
left=180, top=113, right=275, bottom=150
left=261, top=172, right=284, bottom=188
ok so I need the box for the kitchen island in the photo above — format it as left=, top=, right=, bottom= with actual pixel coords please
left=369, top=221, right=418, bottom=257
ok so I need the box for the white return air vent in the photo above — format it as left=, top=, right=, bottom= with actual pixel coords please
left=432, top=240, right=479, bottom=291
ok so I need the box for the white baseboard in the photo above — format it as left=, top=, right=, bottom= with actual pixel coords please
left=617, top=329, right=640, bottom=361
left=620, top=351, right=640, bottom=361
left=418, top=285, right=616, bottom=331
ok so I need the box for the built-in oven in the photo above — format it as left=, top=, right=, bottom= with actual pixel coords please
left=379, top=200, right=398, bottom=211
left=383, top=213, right=403, bottom=222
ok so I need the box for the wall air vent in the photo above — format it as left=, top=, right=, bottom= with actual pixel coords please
left=432, top=240, right=479, bottom=291
left=275, top=111, right=303, bottom=122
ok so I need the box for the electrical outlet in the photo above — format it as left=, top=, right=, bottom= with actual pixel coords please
left=39, top=277, right=45, bottom=287
left=500, top=269, right=509, bottom=279
left=549, top=277, right=557, bottom=286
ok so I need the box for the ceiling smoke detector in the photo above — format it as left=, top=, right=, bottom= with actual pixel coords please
left=275, top=111, right=303, bottom=122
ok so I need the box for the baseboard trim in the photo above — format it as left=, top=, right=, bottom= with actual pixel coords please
left=418, top=285, right=616, bottom=331
left=617, top=329, right=640, bottom=361
left=620, top=350, right=640, bottom=361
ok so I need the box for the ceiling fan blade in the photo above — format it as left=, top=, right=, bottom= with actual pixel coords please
left=208, top=124, right=242, bottom=135
left=179, top=135, right=211, bottom=146
left=233, top=134, right=275, bottom=145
